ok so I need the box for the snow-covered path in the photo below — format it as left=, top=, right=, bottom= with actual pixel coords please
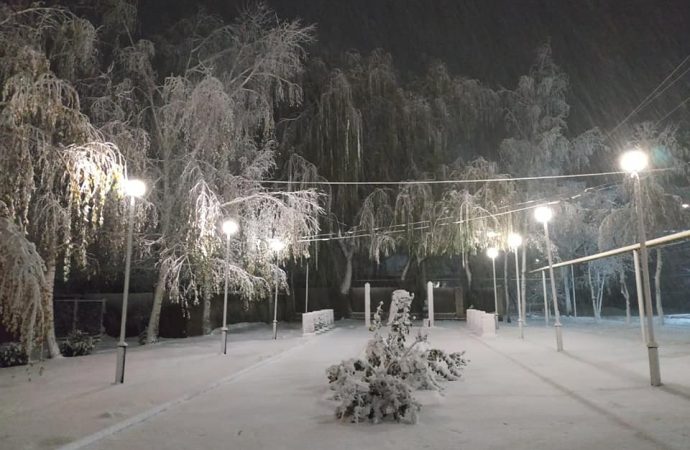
left=3, top=319, right=690, bottom=449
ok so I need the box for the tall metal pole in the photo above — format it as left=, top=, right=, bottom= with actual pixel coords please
left=220, top=234, right=231, bottom=354
left=304, top=263, right=309, bottom=313
left=633, top=249, right=648, bottom=343
left=115, top=197, right=135, bottom=383
left=541, top=270, right=549, bottom=324
left=491, top=257, right=499, bottom=329
left=272, top=257, right=279, bottom=340
left=571, top=265, right=577, bottom=317
left=514, top=250, right=523, bottom=339
left=633, top=174, right=661, bottom=386
left=543, top=221, right=563, bottom=351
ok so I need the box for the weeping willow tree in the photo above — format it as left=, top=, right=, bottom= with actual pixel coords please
left=0, top=5, right=128, bottom=357
left=433, top=159, right=517, bottom=291
left=281, top=48, right=504, bottom=302
left=498, top=44, right=609, bottom=317
left=107, top=4, right=323, bottom=341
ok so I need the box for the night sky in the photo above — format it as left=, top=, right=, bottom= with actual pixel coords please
left=139, top=0, right=690, bottom=134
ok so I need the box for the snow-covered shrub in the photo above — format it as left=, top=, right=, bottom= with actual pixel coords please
left=327, top=290, right=467, bottom=424
left=59, top=330, right=98, bottom=357
left=0, top=342, right=28, bottom=367
left=425, top=349, right=468, bottom=381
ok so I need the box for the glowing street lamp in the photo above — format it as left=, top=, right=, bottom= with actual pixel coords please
left=220, top=218, right=239, bottom=355
left=115, top=179, right=146, bottom=384
left=534, top=205, right=563, bottom=351
left=507, top=232, right=524, bottom=339
left=268, top=238, right=285, bottom=339
left=620, top=149, right=661, bottom=386
left=486, top=247, right=500, bottom=329
left=620, top=149, right=649, bottom=174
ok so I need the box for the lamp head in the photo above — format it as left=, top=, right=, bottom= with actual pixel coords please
left=620, top=149, right=648, bottom=174
left=221, top=219, right=239, bottom=236
left=486, top=247, right=499, bottom=260
left=124, top=179, right=146, bottom=198
left=507, top=232, right=522, bottom=249
left=534, top=206, right=553, bottom=224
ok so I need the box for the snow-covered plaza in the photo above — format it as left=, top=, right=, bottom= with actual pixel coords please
left=2, top=319, right=690, bottom=450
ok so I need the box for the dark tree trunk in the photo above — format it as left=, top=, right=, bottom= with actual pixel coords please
left=43, top=258, right=61, bottom=358
left=147, top=268, right=167, bottom=343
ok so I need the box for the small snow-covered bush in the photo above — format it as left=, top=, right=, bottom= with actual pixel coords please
left=327, top=290, right=468, bottom=424
left=0, top=342, right=28, bottom=367
left=59, top=330, right=98, bottom=357
left=426, top=349, right=468, bottom=381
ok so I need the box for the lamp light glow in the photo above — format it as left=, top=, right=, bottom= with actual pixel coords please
left=268, top=238, right=285, bottom=252
left=534, top=206, right=554, bottom=224
left=221, top=219, right=239, bottom=236
left=507, top=232, right=522, bottom=249
left=620, top=149, right=649, bottom=174
left=124, top=179, right=146, bottom=198
left=682, top=203, right=689, bottom=209
left=486, top=247, right=499, bottom=259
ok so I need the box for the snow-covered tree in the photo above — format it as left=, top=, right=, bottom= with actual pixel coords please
left=0, top=207, right=47, bottom=358
left=120, top=5, right=322, bottom=341
left=0, top=5, right=127, bottom=357
left=599, top=122, right=689, bottom=323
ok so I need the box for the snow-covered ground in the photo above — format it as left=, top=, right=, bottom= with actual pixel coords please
left=2, top=318, right=690, bottom=449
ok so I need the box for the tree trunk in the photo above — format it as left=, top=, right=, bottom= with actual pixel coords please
left=43, top=259, right=61, bottom=358
left=503, top=253, right=511, bottom=322
left=287, top=269, right=296, bottom=321
left=147, top=268, right=167, bottom=343
left=463, top=253, right=472, bottom=292
left=336, top=241, right=354, bottom=317
left=597, top=275, right=606, bottom=319
left=520, top=245, right=527, bottom=321
left=588, top=264, right=598, bottom=320
left=400, top=256, right=412, bottom=281
left=620, top=270, right=631, bottom=325
left=562, top=267, right=572, bottom=316
left=655, top=248, right=664, bottom=325
left=339, top=252, right=353, bottom=296
left=201, top=289, right=212, bottom=335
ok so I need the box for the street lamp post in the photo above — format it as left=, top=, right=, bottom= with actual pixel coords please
left=487, top=247, right=500, bottom=329
left=534, top=206, right=563, bottom=351
left=268, top=238, right=285, bottom=340
left=620, top=149, right=661, bottom=386
left=115, top=179, right=146, bottom=384
left=220, top=219, right=239, bottom=354
left=507, top=233, right=524, bottom=339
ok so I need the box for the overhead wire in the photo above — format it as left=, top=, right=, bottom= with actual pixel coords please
left=260, top=170, right=627, bottom=186
left=298, top=178, right=623, bottom=243
left=298, top=167, right=676, bottom=242
left=606, top=54, right=690, bottom=140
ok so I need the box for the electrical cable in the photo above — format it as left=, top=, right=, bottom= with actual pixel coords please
left=606, top=55, right=690, bottom=139
left=260, top=170, right=626, bottom=186
left=298, top=179, right=622, bottom=243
